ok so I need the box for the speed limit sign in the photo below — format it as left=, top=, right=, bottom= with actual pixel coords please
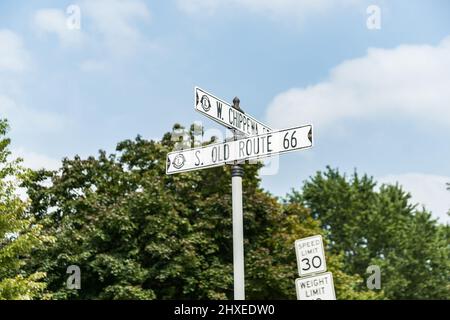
left=295, top=235, right=327, bottom=276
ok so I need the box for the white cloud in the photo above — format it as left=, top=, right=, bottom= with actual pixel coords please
left=0, top=30, right=62, bottom=204
left=33, top=1, right=153, bottom=64
left=13, top=148, right=61, bottom=171
left=0, top=94, right=66, bottom=134
left=267, top=36, right=450, bottom=130
left=79, top=59, right=107, bottom=72
left=0, top=29, right=66, bottom=134
left=0, top=30, right=29, bottom=72
left=379, top=173, right=450, bottom=224
left=33, top=8, right=84, bottom=47
left=177, top=0, right=357, bottom=19
left=82, top=0, right=151, bottom=56
left=177, top=0, right=217, bottom=15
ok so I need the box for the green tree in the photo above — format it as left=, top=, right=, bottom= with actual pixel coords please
left=289, top=167, right=450, bottom=299
left=0, top=119, right=51, bottom=300
left=25, top=125, right=373, bottom=300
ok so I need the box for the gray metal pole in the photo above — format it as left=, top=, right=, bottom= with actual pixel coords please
left=231, top=96, right=245, bottom=300
left=231, top=164, right=245, bottom=300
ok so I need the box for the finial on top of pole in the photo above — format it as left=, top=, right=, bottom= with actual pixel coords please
left=233, top=97, right=243, bottom=112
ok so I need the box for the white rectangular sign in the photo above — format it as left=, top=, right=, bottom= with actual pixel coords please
left=295, top=235, right=327, bottom=277
left=295, top=272, right=336, bottom=300
left=166, top=124, right=313, bottom=174
left=195, top=87, right=272, bottom=136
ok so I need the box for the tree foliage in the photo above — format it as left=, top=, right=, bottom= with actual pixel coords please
left=289, top=167, right=450, bottom=299
left=24, top=126, right=372, bottom=300
left=15, top=123, right=448, bottom=300
left=0, top=119, right=51, bottom=300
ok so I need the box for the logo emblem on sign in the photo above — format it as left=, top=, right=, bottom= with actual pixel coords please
left=200, top=95, right=211, bottom=112
left=172, top=154, right=186, bottom=169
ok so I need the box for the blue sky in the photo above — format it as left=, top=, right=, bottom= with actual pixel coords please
left=0, top=0, right=449, bottom=222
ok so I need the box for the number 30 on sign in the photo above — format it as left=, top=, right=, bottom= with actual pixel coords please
left=295, top=235, right=327, bottom=276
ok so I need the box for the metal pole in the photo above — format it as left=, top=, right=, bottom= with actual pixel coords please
left=231, top=96, right=245, bottom=300
left=232, top=164, right=244, bottom=300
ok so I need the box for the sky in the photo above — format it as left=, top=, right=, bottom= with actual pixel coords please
left=0, top=0, right=449, bottom=223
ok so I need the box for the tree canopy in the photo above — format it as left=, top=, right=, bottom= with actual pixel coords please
left=0, top=119, right=51, bottom=300
left=0, top=122, right=447, bottom=300
left=22, top=126, right=377, bottom=300
left=288, top=167, right=449, bottom=299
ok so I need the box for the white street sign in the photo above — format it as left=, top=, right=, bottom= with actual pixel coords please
left=166, top=124, right=313, bottom=174
left=295, top=235, right=327, bottom=277
left=195, top=87, right=272, bottom=136
left=295, top=272, right=336, bottom=300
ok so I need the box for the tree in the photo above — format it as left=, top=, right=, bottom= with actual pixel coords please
left=25, top=125, right=374, bottom=300
left=0, top=119, right=51, bottom=300
left=289, top=167, right=450, bottom=299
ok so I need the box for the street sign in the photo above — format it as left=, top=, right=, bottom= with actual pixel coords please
left=168, top=86, right=315, bottom=300
left=166, top=124, right=313, bottom=174
left=195, top=87, right=272, bottom=136
left=295, top=235, right=327, bottom=277
left=295, top=272, right=336, bottom=300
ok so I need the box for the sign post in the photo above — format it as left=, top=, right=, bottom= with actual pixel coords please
left=231, top=163, right=245, bottom=299
left=167, top=86, right=314, bottom=300
left=231, top=97, right=245, bottom=300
